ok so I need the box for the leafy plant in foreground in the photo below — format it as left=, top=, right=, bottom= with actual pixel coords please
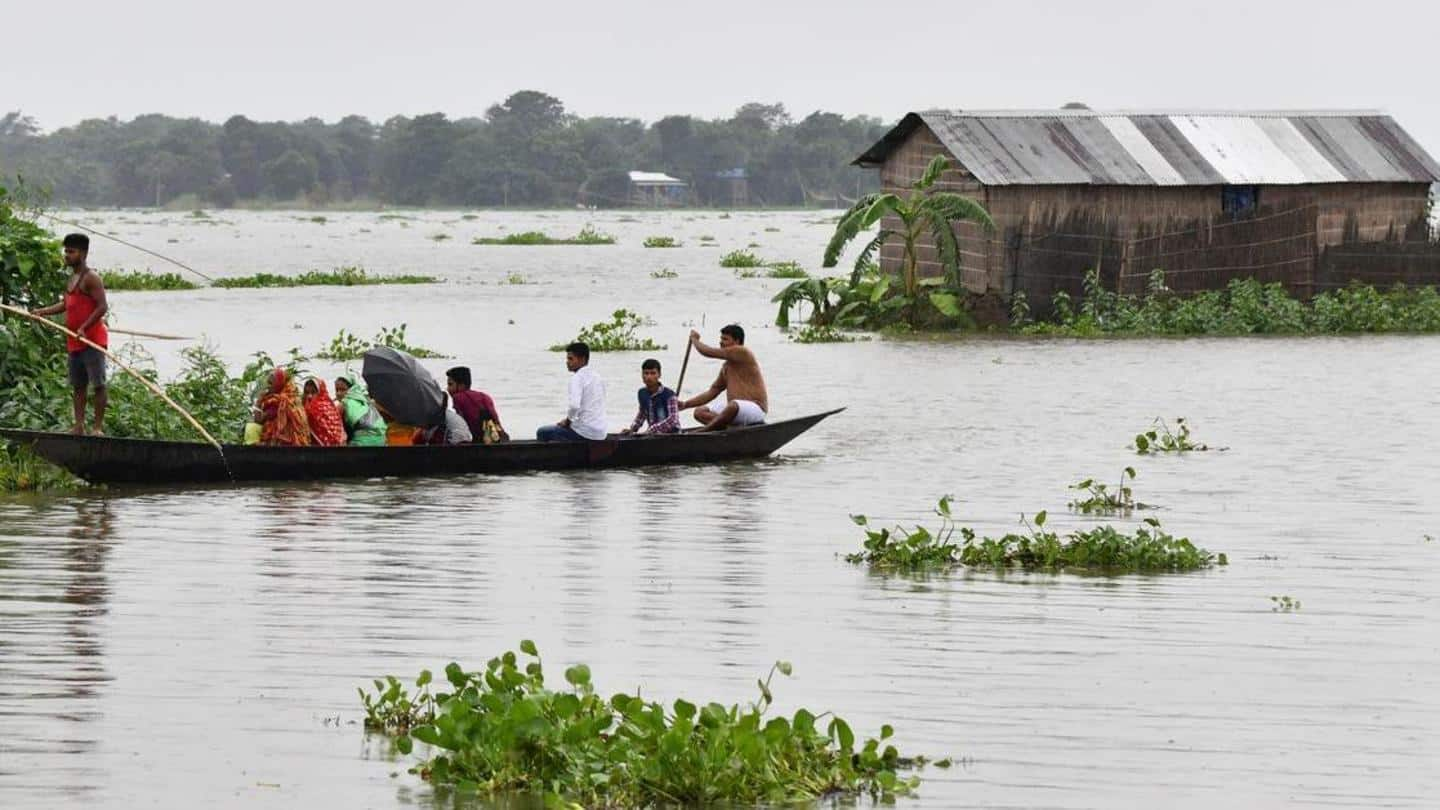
left=1068, top=467, right=1153, bottom=514
left=845, top=495, right=961, bottom=570
left=359, top=643, right=919, bottom=807
left=1133, top=417, right=1214, bottom=454
left=549, top=309, right=666, bottom=352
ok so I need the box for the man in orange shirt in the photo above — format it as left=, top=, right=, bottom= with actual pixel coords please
left=30, top=234, right=109, bottom=435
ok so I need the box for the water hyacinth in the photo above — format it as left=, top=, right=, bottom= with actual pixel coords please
left=360, top=643, right=920, bottom=807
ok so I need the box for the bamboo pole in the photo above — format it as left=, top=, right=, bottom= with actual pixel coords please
left=36, top=213, right=216, bottom=283
left=109, top=327, right=194, bottom=341
left=0, top=303, right=222, bottom=450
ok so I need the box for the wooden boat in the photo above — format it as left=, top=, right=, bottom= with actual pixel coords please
left=0, top=409, right=842, bottom=485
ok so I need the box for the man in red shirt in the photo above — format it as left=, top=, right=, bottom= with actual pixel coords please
left=30, top=234, right=109, bottom=435
left=445, top=366, right=508, bottom=443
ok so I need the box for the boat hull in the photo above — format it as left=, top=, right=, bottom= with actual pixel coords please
left=0, top=409, right=840, bottom=485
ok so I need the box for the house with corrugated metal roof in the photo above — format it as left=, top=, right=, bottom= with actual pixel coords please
left=854, top=109, right=1440, bottom=317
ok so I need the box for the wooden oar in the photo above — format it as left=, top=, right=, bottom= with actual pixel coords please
left=0, top=303, right=221, bottom=450
left=109, top=327, right=195, bottom=341
left=674, top=338, right=694, bottom=401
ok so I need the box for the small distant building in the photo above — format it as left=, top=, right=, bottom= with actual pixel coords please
left=628, top=171, right=688, bottom=207
left=854, top=109, right=1440, bottom=317
left=715, top=168, right=749, bottom=207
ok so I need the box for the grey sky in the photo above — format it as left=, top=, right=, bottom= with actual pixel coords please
left=7, top=0, right=1439, bottom=151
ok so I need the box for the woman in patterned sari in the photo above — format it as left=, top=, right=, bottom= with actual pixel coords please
left=302, top=378, right=346, bottom=446
left=257, top=368, right=311, bottom=447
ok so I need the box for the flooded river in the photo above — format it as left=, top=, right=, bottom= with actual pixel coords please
left=2, top=210, right=1438, bottom=808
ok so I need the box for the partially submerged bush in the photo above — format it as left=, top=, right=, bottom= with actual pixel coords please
left=101, top=269, right=199, bottom=291
left=719, top=249, right=765, bottom=268
left=848, top=497, right=1225, bottom=573
left=360, top=643, right=919, bottom=807
left=213, top=266, right=437, bottom=288
left=767, top=261, right=808, bottom=279
left=643, top=235, right=681, bottom=248
left=549, top=309, right=666, bottom=352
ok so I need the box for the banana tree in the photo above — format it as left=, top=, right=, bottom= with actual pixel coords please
left=823, top=155, right=994, bottom=318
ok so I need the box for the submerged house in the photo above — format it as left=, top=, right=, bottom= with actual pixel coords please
left=854, top=109, right=1440, bottom=316
left=627, top=171, right=689, bottom=206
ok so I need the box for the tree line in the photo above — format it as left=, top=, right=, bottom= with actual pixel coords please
left=0, top=92, right=889, bottom=209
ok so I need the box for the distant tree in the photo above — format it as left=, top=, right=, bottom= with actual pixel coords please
left=262, top=149, right=318, bottom=199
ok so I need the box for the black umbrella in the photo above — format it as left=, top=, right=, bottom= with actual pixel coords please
left=361, top=347, right=446, bottom=427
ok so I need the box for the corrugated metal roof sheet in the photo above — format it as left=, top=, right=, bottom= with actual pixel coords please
left=855, top=110, right=1440, bottom=186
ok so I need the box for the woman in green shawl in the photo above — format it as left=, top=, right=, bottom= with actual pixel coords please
left=333, top=373, right=388, bottom=446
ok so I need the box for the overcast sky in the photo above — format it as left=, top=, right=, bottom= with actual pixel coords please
left=6, top=0, right=1439, bottom=150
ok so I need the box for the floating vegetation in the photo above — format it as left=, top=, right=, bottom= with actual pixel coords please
left=764, top=226, right=781, bottom=232
left=460, top=213, right=479, bottom=220
left=0, top=446, right=85, bottom=493
left=186, top=209, right=210, bottom=219
left=473, top=225, right=616, bottom=245
left=213, top=266, right=438, bottom=288
left=747, top=241, right=761, bottom=248
left=699, top=234, right=717, bottom=242
left=1068, top=467, right=1154, bottom=514
left=650, top=268, right=679, bottom=279
left=359, top=643, right=918, bottom=807
left=428, top=233, right=451, bottom=242
left=719, top=249, right=765, bottom=268
left=790, top=324, right=857, bottom=343
left=503, top=272, right=531, bottom=285
left=847, top=497, right=1225, bottom=573
left=734, top=267, right=762, bottom=279
left=377, top=213, right=413, bottom=221
left=315, top=324, right=446, bottom=361
left=549, top=309, right=666, bottom=352
left=1020, top=270, right=1440, bottom=335
left=309, top=215, right=328, bottom=224
left=101, top=269, right=200, bottom=291
left=767, top=261, right=808, bottom=279
left=1270, top=595, right=1302, bottom=612
left=643, top=236, right=681, bottom=248
left=1133, top=417, right=1217, bottom=454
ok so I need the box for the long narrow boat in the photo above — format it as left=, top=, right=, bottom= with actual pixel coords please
left=0, top=409, right=841, bottom=485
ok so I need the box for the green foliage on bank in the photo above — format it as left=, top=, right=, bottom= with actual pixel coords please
left=212, top=266, right=438, bottom=288
left=360, top=643, right=921, bottom=807
left=1018, top=269, right=1440, bottom=335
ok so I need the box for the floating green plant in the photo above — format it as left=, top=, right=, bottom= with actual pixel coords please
left=650, top=268, right=679, bottom=279
left=549, top=309, right=666, bottom=352
left=1068, top=467, right=1154, bottom=514
left=473, top=225, right=615, bottom=245
left=1133, top=417, right=1216, bottom=454
left=643, top=236, right=681, bottom=248
left=359, top=643, right=919, bottom=807
left=790, top=324, right=857, bottom=343
left=719, top=249, right=765, bottom=268
left=1269, top=595, right=1301, bottom=612
left=767, top=262, right=808, bottom=279
left=315, top=324, right=446, bottom=360
left=848, top=497, right=1225, bottom=573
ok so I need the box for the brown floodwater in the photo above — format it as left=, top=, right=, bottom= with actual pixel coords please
left=1, top=209, right=1438, bottom=808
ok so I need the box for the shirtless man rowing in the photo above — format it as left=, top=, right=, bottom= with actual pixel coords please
left=679, top=324, right=769, bottom=432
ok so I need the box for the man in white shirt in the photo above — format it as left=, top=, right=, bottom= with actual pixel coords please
left=536, top=341, right=608, bottom=442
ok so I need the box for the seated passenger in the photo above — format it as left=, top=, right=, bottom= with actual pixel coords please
left=536, top=341, right=607, bottom=442
left=446, top=366, right=508, bottom=444
left=412, top=394, right=473, bottom=445
left=333, top=374, right=388, bottom=446
left=619, top=358, right=679, bottom=435
left=302, top=378, right=347, bottom=446
left=257, top=369, right=311, bottom=446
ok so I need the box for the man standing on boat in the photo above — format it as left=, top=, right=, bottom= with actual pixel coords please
left=679, top=324, right=768, bottom=432
left=536, top=341, right=608, bottom=442
left=29, top=234, right=109, bottom=435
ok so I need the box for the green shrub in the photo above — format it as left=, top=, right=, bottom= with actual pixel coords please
left=315, top=324, right=446, bottom=360
left=643, top=236, right=681, bottom=248
left=473, top=225, right=616, bottom=246
left=719, top=250, right=764, bottom=268
left=359, top=643, right=919, bottom=807
left=766, top=261, right=808, bottom=279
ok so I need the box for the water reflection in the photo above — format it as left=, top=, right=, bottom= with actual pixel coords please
left=0, top=496, right=114, bottom=794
